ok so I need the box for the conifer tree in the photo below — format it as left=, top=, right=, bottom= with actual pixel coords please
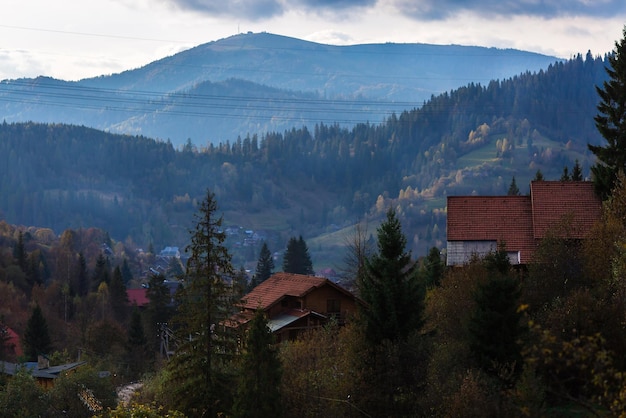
left=145, top=273, right=173, bottom=354
left=13, top=230, right=26, bottom=272
left=572, top=159, right=584, bottom=181
left=560, top=166, right=571, bottom=181
left=126, top=307, right=149, bottom=379
left=121, top=258, right=133, bottom=285
left=233, top=310, right=282, bottom=418
left=422, top=246, right=445, bottom=288
left=91, top=252, right=110, bottom=291
left=109, top=266, right=129, bottom=323
left=589, top=26, right=626, bottom=199
left=467, top=246, right=524, bottom=381
left=252, top=242, right=274, bottom=288
left=167, top=190, right=235, bottom=417
left=507, top=176, right=521, bottom=195
left=76, top=252, right=89, bottom=297
left=282, top=236, right=314, bottom=275
left=358, top=208, right=425, bottom=344
left=22, top=304, right=52, bottom=361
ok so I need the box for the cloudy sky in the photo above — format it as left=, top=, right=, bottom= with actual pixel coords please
left=1, top=0, right=625, bottom=81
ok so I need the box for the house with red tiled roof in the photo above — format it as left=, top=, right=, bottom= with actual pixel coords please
left=127, top=288, right=150, bottom=307
left=446, top=181, right=602, bottom=266
left=230, top=272, right=361, bottom=342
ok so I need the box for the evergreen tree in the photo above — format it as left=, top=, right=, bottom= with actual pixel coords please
left=91, top=252, right=110, bottom=291
left=233, top=310, right=282, bottom=418
left=76, top=252, right=89, bottom=297
left=589, top=26, right=626, bottom=199
left=167, top=190, right=235, bottom=417
left=252, top=242, right=274, bottom=288
left=358, top=208, right=425, bottom=344
left=12, top=230, right=26, bottom=272
left=121, top=258, right=133, bottom=285
left=533, top=170, right=544, bottom=181
left=126, top=307, right=149, bottom=379
left=22, top=304, right=52, bottom=361
left=422, top=246, right=445, bottom=288
left=145, top=273, right=173, bottom=353
left=560, top=166, right=571, bottom=181
left=572, top=159, right=584, bottom=181
left=109, top=266, right=129, bottom=323
left=282, top=236, right=314, bottom=275
left=507, top=176, right=521, bottom=195
left=468, top=274, right=523, bottom=378
left=232, top=266, right=249, bottom=300
left=166, top=257, right=185, bottom=280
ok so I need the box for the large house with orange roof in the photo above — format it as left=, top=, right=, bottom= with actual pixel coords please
left=446, top=181, right=602, bottom=266
left=230, top=272, right=361, bottom=342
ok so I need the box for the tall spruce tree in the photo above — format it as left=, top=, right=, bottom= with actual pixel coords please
left=282, top=236, right=314, bottom=275
left=252, top=242, right=274, bottom=288
left=507, top=176, right=521, bottom=195
left=572, top=159, right=584, bottom=181
left=145, top=273, right=173, bottom=354
left=422, top=246, right=445, bottom=288
left=109, top=266, right=129, bottom=323
left=22, top=304, right=52, bottom=361
left=468, top=246, right=524, bottom=380
left=589, top=26, right=626, bottom=199
left=233, top=310, right=282, bottom=418
left=358, top=208, right=425, bottom=344
left=126, top=307, right=150, bottom=379
left=167, top=190, right=235, bottom=417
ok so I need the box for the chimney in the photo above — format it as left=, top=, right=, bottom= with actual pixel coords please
left=37, top=355, right=49, bottom=370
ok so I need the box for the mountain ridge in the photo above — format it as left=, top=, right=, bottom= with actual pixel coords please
left=0, top=32, right=562, bottom=145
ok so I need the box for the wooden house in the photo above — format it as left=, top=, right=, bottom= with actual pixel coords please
left=446, top=181, right=602, bottom=266
left=230, top=272, right=361, bottom=342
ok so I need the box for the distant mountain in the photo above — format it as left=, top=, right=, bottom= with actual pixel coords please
left=0, top=32, right=561, bottom=146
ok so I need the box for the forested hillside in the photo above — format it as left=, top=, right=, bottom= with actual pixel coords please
left=0, top=52, right=609, bottom=268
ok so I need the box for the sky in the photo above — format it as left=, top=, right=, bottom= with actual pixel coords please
left=1, top=0, right=625, bottom=81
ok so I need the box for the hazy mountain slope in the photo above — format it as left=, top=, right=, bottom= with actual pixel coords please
left=82, top=32, right=560, bottom=102
left=0, top=32, right=561, bottom=146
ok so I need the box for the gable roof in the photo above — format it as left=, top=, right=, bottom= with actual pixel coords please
left=447, top=195, right=533, bottom=246
left=239, top=272, right=328, bottom=311
left=447, top=181, right=602, bottom=265
left=0, top=360, right=86, bottom=379
left=530, top=181, right=602, bottom=238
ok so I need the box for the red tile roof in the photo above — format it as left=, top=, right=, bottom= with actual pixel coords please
left=447, top=181, right=602, bottom=264
left=127, top=288, right=149, bottom=307
left=239, top=272, right=327, bottom=311
left=530, top=181, right=602, bottom=239
left=447, top=195, right=535, bottom=263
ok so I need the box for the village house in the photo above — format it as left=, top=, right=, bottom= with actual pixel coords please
left=446, top=181, right=602, bottom=266
left=0, top=356, right=86, bottom=389
left=230, top=272, right=361, bottom=342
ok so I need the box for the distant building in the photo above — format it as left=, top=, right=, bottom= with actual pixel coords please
left=159, top=246, right=180, bottom=259
left=0, top=356, right=86, bottom=389
left=446, top=181, right=602, bottom=266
